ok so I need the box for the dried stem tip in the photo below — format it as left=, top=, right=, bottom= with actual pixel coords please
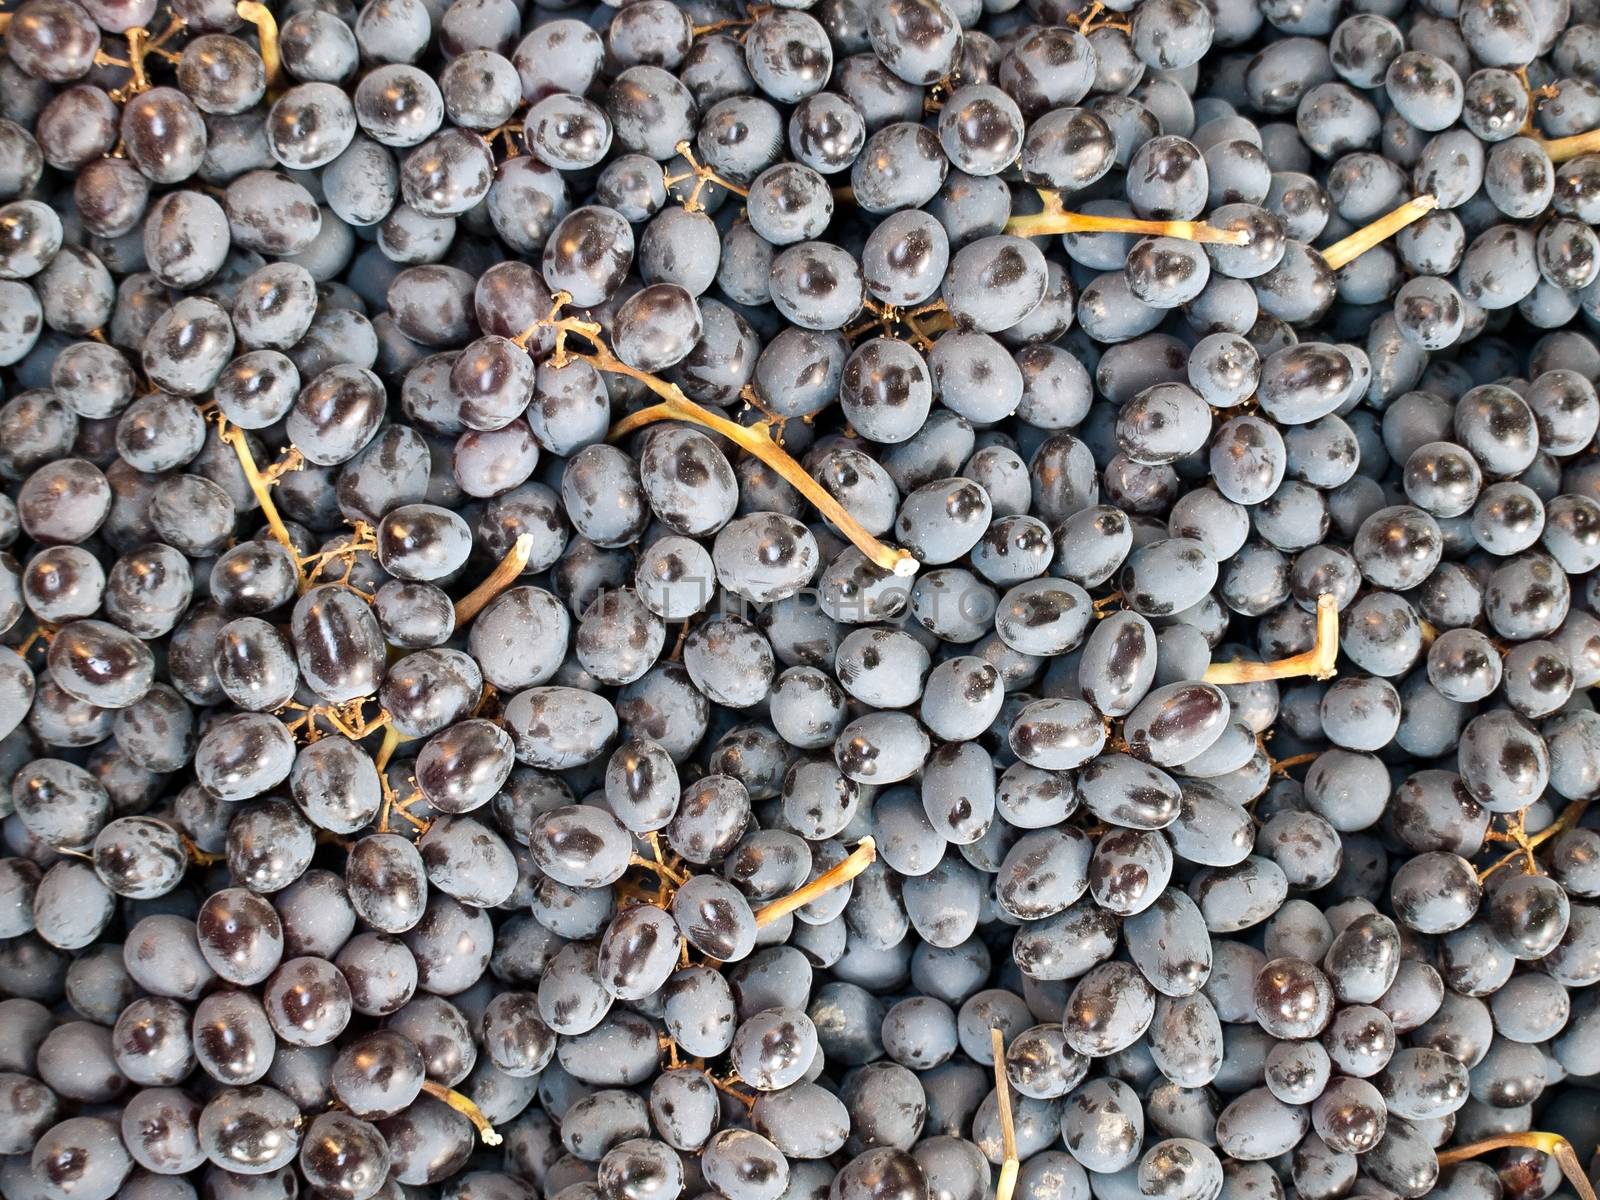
left=454, top=533, right=536, bottom=624
left=990, top=1028, right=1020, bottom=1200
left=1320, top=194, right=1439, bottom=270
left=1005, top=189, right=1250, bottom=245
left=418, top=1080, right=503, bottom=1146
left=755, top=837, right=876, bottom=927
left=1205, top=593, right=1339, bottom=685
left=1436, top=1133, right=1597, bottom=1200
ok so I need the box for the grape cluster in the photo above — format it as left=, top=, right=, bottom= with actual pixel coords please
left=0, top=0, right=1599, bottom=1198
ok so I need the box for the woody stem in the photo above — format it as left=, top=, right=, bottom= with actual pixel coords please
left=418, top=1081, right=503, bottom=1146
left=235, top=2, right=283, bottom=94
left=454, top=533, right=536, bottom=624
left=754, top=838, right=877, bottom=927
left=990, top=1027, right=1019, bottom=1200
left=1319, top=195, right=1439, bottom=271
left=1205, top=594, right=1339, bottom=685
left=1005, top=190, right=1249, bottom=245
left=1435, top=1133, right=1597, bottom=1200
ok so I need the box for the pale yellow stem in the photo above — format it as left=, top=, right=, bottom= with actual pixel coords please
left=1205, top=593, right=1339, bottom=685
left=561, top=321, right=915, bottom=574
left=991, top=1028, right=1019, bottom=1200
left=1005, top=190, right=1248, bottom=245
left=754, top=838, right=876, bottom=927
left=235, top=2, right=282, bottom=95
left=1319, top=195, right=1439, bottom=271
left=1542, top=130, right=1600, bottom=162
left=216, top=422, right=299, bottom=563
left=374, top=725, right=417, bottom=835
left=454, top=533, right=535, bottom=624
left=662, top=140, right=749, bottom=212
left=1436, top=1133, right=1596, bottom=1200
left=418, top=1080, right=502, bottom=1146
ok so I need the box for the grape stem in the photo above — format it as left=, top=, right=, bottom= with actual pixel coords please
left=1004, top=188, right=1250, bottom=245
left=213, top=419, right=302, bottom=564
left=14, top=622, right=54, bottom=657
left=1204, top=593, right=1338, bottom=685
left=690, top=7, right=767, bottom=37
left=1436, top=1133, right=1598, bottom=1200
left=375, top=725, right=426, bottom=834
left=1269, top=751, right=1320, bottom=777
left=235, top=2, right=284, bottom=96
left=418, top=1080, right=503, bottom=1146
left=513, top=295, right=919, bottom=576
left=453, top=533, right=536, bottom=624
left=1318, top=195, right=1439, bottom=271
left=662, top=140, right=749, bottom=213
left=1091, top=592, right=1123, bottom=617
left=754, top=837, right=876, bottom=927
left=846, top=298, right=955, bottom=350
left=1540, top=128, right=1600, bottom=162
left=1479, top=799, right=1590, bottom=882
left=711, top=1073, right=758, bottom=1109
left=1066, top=1, right=1130, bottom=33
left=92, top=16, right=185, bottom=103
left=990, top=1028, right=1020, bottom=1200
left=180, top=833, right=223, bottom=866
left=1505, top=69, right=1600, bottom=163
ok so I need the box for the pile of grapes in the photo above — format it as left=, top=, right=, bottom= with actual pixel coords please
left=2, top=0, right=1600, bottom=1197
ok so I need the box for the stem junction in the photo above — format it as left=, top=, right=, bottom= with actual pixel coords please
left=990, top=1027, right=1020, bottom=1200
left=515, top=295, right=918, bottom=576
left=1205, top=594, right=1339, bottom=685
left=1436, top=1132, right=1597, bottom=1200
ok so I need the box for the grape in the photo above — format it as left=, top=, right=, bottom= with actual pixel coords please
left=0, top=2, right=1598, bottom=1196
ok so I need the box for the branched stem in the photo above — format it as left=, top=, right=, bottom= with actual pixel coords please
left=92, top=16, right=183, bottom=102
left=375, top=726, right=424, bottom=835
left=181, top=834, right=223, bottom=866
left=1205, top=594, right=1339, bottom=685
left=514, top=298, right=917, bottom=574
left=1319, top=195, right=1439, bottom=270
left=990, top=1028, right=1019, bottom=1200
left=1479, top=799, right=1591, bottom=882
left=755, top=837, right=876, bottom=927
left=15, top=623, right=55, bottom=657
left=97, top=27, right=151, bottom=101
left=214, top=419, right=301, bottom=563
left=711, top=1073, right=758, bottom=1109
left=213, top=415, right=390, bottom=601
left=454, top=533, right=536, bottom=624
left=662, top=140, right=750, bottom=212
left=418, top=1081, right=502, bottom=1146
left=1436, top=1133, right=1597, bottom=1200
left=1065, top=1, right=1129, bottom=32
left=1005, top=189, right=1249, bottom=245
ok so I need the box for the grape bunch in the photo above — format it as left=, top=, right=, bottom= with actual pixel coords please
left=1, top=0, right=1600, bottom=1198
